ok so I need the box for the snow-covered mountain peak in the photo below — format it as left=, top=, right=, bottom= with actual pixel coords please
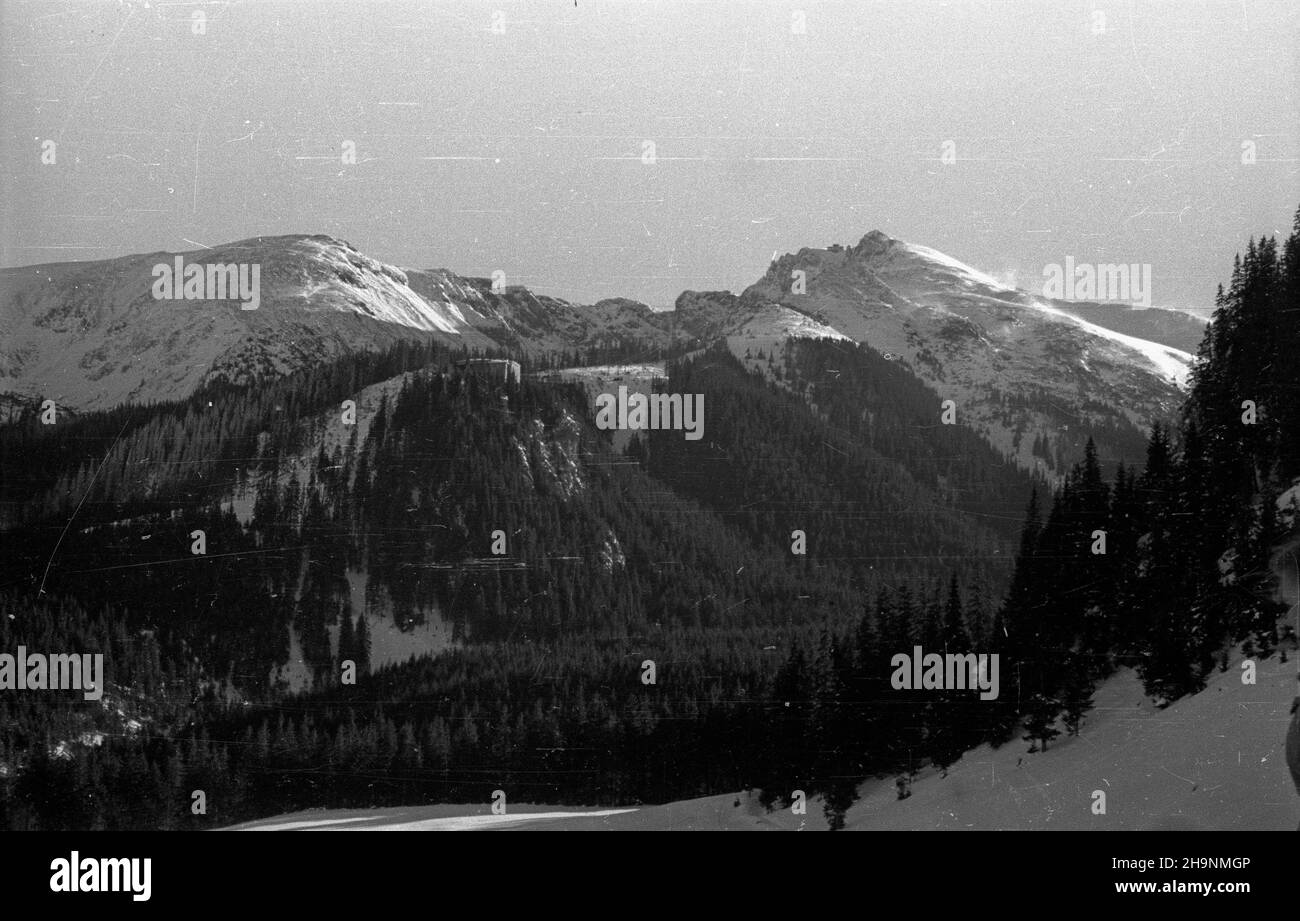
left=731, top=232, right=1193, bottom=473
left=844, top=231, right=1016, bottom=296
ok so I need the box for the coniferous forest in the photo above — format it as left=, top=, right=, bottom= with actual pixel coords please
left=1, top=211, right=1298, bottom=830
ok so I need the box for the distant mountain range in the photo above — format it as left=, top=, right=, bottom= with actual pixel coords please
left=0, top=234, right=667, bottom=414
left=0, top=229, right=1205, bottom=472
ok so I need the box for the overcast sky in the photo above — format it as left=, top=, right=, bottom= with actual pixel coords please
left=2, top=0, right=1297, bottom=313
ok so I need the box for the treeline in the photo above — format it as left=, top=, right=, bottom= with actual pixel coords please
left=989, top=384, right=1151, bottom=475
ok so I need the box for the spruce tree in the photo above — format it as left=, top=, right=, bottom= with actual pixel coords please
left=1022, top=692, right=1062, bottom=753
left=1060, top=652, right=1095, bottom=737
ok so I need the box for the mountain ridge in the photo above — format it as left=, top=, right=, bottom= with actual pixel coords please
left=2, top=230, right=1199, bottom=476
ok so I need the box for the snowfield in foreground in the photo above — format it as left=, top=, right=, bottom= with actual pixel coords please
left=228, top=806, right=639, bottom=832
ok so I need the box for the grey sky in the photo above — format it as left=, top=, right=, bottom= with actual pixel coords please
left=2, top=0, right=1296, bottom=313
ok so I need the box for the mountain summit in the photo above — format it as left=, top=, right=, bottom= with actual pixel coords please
left=699, top=231, right=1199, bottom=472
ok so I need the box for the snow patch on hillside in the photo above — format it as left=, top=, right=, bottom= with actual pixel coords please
left=1033, top=300, right=1193, bottom=387
left=1277, top=482, right=1300, bottom=529
left=727, top=304, right=852, bottom=342
left=293, top=238, right=463, bottom=334
left=269, top=569, right=458, bottom=696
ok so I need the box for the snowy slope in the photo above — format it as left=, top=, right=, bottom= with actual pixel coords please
left=227, top=804, right=640, bottom=831
left=1033, top=299, right=1193, bottom=387
left=835, top=660, right=1297, bottom=831
left=1049, top=300, right=1207, bottom=354
left=724, top=302, right=851, bottom=343
left=0, top=235, right=670, bottom=414
left=0, top=235, right=495, bottom=413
